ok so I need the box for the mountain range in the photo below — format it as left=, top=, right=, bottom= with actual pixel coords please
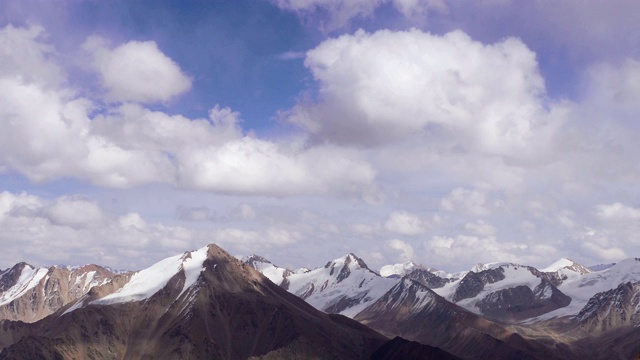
left=1, top=245, right=640, bottom=359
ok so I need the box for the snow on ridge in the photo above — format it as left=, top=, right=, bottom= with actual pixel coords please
left=285, top=253, right=396, bottom=316
left=470, top=262, right=515, bottom=273
left=0, top=267, right=49, bottom=306
left=179, top=246, right=209, bottom=298
left=534, top=257, right=640, bottom=321
left=93, top=245, right=210, bottom=305
left=541, top=258, right=575, bottom=273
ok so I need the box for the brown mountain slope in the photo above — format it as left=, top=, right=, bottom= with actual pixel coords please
left=0, top=244, right=457, bottom=360
left=0, top=263, right=119, bottom=323
left=354, top=277, right=566, bottom=360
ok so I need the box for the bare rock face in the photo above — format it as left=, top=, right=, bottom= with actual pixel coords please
left=451, top=268, right=506, bottom=303
left=355, top=278, right=552, bottom=360
left=406, top=268, right=452, bottom=289
left=0, top=244, right=457, bottom=360
left=476, top=280, right=571, bottom=322
left=575, top=281, right=640, bottom=334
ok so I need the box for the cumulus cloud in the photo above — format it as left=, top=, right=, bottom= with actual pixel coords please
left=42, top=195, right=105, bottom=228
left=0, top=25, right=376, bottom=197
left=0, top=25, right=63, bottom=87
left=84, top=37, right=192, bottom=103
left=286, top=28, right=560, bottom=163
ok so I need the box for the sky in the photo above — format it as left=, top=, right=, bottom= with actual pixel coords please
left=1, top=0, right=640, bottom=273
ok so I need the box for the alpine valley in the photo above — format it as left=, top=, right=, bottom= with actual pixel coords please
left=1, top=245, right=639, bottom=359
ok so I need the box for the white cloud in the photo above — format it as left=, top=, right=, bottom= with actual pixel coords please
left=384, top=210, right=427, bottom=235
left=464, top=220, right=496, bottom=236
left=42, top=195, right=105, bottom=228
left=0, top=25, right=63, bottom=88
left=84, top=37, right=192, bottom=103
left=0, top=190, right=304, bottom=269
left=386, top=239, right=414, bottom=262
left=0, top=25, right=376, bottom=197
left=213, top=227, right=300, bottom=253
left=587, top=60, right=640, bottom=109
left=286, top=28, right=559, bottom=162
left=597, top=202, right=640, bottom=220
left=392, top=0, right=447, bottom=17
left=582, top=242, right=626, bottom=262
left=271, top=0, right=447, bottom=28
left=271, top=0, right=384, bottom=29
left=424, top=234, right=526, bottom=269
left=440, top=187, right=492, bottom=217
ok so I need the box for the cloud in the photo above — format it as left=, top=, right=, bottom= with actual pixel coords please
left=0, top=190, right=304, bottom=269
left=464, top=220, right=496, bottom=236
left=286, top=28, right=559, bottom=162
left=271, top=0, right=384, bottom=29
left=84, top=37, right=192, bottom=103
left=0, top=25, right=376, bottom=197
left=384, top=210, right=427, bottom=235
left=586, top=59, right=640, bottom=111
left=42, top=195, right=105, bottom=228
left=424, top=234, right=527, bottom=269
left=271, top=0, right=447, bottom=29
left=596, top=202, right=640, bottom=220
left=0, top=25, right=63, bottom=88
left=386, top=239, right=414, bottom=262
left=440, top=187, right=493, bottom=217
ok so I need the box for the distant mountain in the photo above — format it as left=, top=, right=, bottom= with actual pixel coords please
left=248, top=254, right=640, bottom=359
left=0, top=244, right=456, bottom=359
left=246, top=253, right=397, bottom=317
left=354, top=277, right=553, bottom=360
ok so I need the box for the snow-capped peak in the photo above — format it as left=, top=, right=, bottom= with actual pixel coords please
left=0, top=263, right=49, bottom=306
left=325, top=253, right=368, bottom=270
left=92, top=245, right=210, bottom=305
left=470, top=262, right=514, bottom=273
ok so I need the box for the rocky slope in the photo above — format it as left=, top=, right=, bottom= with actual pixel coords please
left=354, top=277, right=558, bottom=360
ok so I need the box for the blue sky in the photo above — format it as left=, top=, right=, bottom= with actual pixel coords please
left=1, top=0, right=640, bottom=272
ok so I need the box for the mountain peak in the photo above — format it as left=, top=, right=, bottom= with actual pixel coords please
left=325, top=253, right=369, bottom=270
left=92, top=245, right=212, bottom=305
left=541, top=257, right=591, bottom=274
left=241, top=254, right=272, bottom=267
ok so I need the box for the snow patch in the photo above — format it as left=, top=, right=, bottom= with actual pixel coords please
left=541, top=258, right=575, bottom=272
left=0, top=267, right=49, bottom=306
left=93, top=246, right=209, bottom=305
